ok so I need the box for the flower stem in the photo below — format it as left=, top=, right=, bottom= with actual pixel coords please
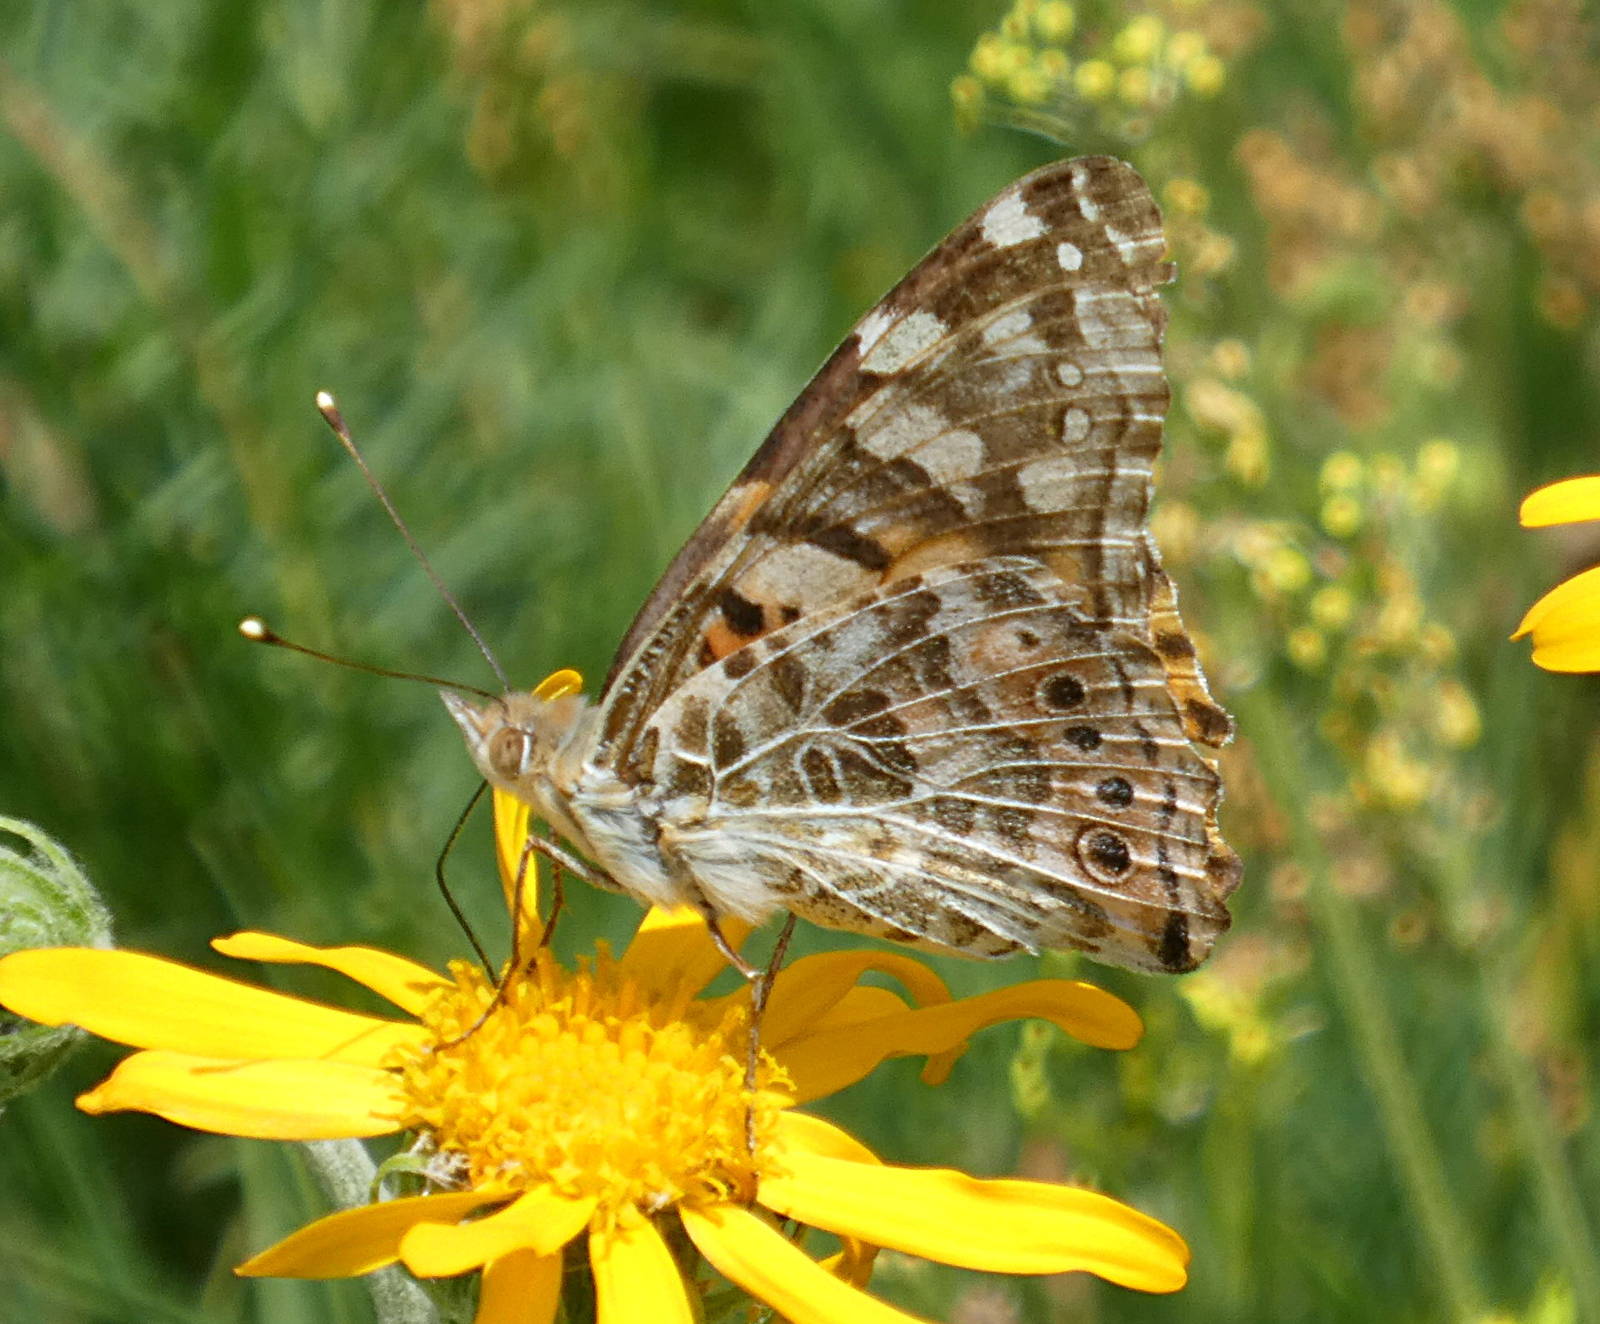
left=300, top=1141, right=440, bottom=1324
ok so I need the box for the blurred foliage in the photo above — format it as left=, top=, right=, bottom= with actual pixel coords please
left=1, top=0, right=1599, bottom=1321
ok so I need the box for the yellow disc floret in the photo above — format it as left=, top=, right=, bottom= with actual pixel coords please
left=394, top=949, right=791, bottom=1220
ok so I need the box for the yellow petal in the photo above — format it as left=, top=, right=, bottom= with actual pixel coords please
left=0, top=948, right=425, bottom=1066
left=591, top=1213, right=695, bottom=1324
left=759, top=1150, right=1188, bottom=1291
left=617, top=905, right=750, bottom=1001
left=695, top=982, right=911, bottom=1048
left=820, top=1239, right=881, bottom=1290
left=774, top=1112, right=883, bottom=1166
left=1520, top=476, right=1600, bottom=526
left=491, top=789, right=544, bottom=941
left=478, top=1249, right=561, bottom=1324
left=532, top=668, right=584, bottom=700
left=237, top=1190, right=503, bottom=1278
left=777, top=1114, right=884, bottom=1285
left=760, top=951, right=951, bottom=1049
left=1513, top=566, right=1600, bottom=671
left=78, top=1051, right=406, bottom=1138
left=776, top=980, right=1141, bottom=1101
left=796, top=985, right=966, bottom=1087
left=400, top=1187, right=596, bottom=1276
left=802, top=986, right=911, bottom=1029
left=212, top=932, right=449, bottom=1016
left=683, top=1202, right=930, bottom=1324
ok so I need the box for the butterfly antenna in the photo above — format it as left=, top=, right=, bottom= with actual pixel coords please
left=315, top=391, right=512, bottom=692
left=238, top=617, right=500, bottom=702
left=436, top=782, right=494, bottom=970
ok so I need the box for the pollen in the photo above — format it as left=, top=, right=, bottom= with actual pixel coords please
left=393, top=950, right=791, bottom=1219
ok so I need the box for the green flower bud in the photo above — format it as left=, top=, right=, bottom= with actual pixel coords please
left=0, top=817, right=113, bottom=1106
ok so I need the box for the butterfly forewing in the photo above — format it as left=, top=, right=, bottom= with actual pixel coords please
left=600, top=157, right=1229, bottom=769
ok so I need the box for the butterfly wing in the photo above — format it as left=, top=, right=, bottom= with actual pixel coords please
left=599, top=156, right=1230, bottom=773
left=638, top=560, right=1238, bottom=972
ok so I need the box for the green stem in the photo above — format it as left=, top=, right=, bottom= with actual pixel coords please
left=300, top=1142, right=440, bottom=1324
left=1242, top=696, right=1487, bottom=1321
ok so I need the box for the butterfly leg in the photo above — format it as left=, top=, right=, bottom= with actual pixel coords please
left=747, top=914, right=796, bottom=1071
left=700, top=911, right=762, bottom=981
left=436, top=829, right=541, bottom=1049
left=701, top=910, right=799, bottom=1160
left=522, top=832, right=615, bottom=893
left=539, top=867, right=565, bottom=950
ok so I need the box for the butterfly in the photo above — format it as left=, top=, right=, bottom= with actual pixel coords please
left=445, top=156, right=1240, bottom=976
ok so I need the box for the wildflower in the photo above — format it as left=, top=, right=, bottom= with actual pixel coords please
left=1287, top=626, right=1327, bottom=670
left=1183, top=52, right=1226, bottom=96
left=0, top=788, right=1189, bottom=1320
left=1514, top=475, right=1600, bottom=671
left=1310, top=585, right=1356, bottom=632
left=1036, top=1, right=1075, bottom=42
left=1321, top=495, right=1363, bottom=539
left=1075, top=58, right=1116, bottom=101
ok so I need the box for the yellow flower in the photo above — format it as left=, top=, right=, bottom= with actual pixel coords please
left=0, top=790, right=1189, bottom=1321
left=1514, top=475, right=1600, bottom=672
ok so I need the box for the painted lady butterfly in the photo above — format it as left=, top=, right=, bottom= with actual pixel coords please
left=446, top=156, right=1240, bottom=975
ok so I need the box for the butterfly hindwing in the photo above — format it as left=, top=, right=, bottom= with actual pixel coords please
left=638, top=559, right=1238, bottom=972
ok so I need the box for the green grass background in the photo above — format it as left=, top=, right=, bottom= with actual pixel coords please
left=2, top=1, right=1599, bottom=1320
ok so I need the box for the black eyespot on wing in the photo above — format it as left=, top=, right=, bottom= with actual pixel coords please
left=1039, top=672, right=1087, bottom=710
left=1064, top=724, right=1102, bottom=752
left=1095, top=775, right=1134, bottom=808
left=1077, top=827, right=1132, bottom=882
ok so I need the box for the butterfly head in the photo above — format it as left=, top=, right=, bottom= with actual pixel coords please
left=441, top=669, right=588, bottom=802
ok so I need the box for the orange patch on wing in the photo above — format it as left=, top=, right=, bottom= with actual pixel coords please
left=728, top=480, right=773, bottom=531
left=702, top=620, right=750, bottom=661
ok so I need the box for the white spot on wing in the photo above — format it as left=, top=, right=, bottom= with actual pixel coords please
left=856, top=400, right=948, bottom=459
left=982, top=307, right=1034, bottom=347
left=1016, top=454, right=1077, bottom=509
left=738, top=540, right=873, bottom=608
left=915, top=428, right=986, bottom=485
left=1073, top=288, right=1134, bottom=349
left=1061, top=407, right=1091, bottom=443
left=1070, top=163, right=1102, bottom=221
left=1056, top=359, right=1084, bottom=387
left=981, top=191, right=1046, bottom=248
left=1057, top=241, right=1084, bottom=271
left=855, top=307, right=894, bottom=355
left=859, top=310, right=948, bottom=374
left=1103, top=224, right=1134, bottom=256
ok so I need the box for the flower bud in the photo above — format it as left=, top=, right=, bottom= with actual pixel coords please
left=0, top=817, right=112, bottom=1105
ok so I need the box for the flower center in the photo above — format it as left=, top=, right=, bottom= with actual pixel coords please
left=394, top=949, right=789, bottom=1215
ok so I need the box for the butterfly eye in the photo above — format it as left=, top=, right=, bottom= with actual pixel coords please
left=488, top=727, right=533, bottom=779
left=1076, top=827, right=1133, bottom=884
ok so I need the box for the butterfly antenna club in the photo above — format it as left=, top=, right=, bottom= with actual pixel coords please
left=238, top=616, right=499, bottom=701
left=315, top=390, right=512, bottom=692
